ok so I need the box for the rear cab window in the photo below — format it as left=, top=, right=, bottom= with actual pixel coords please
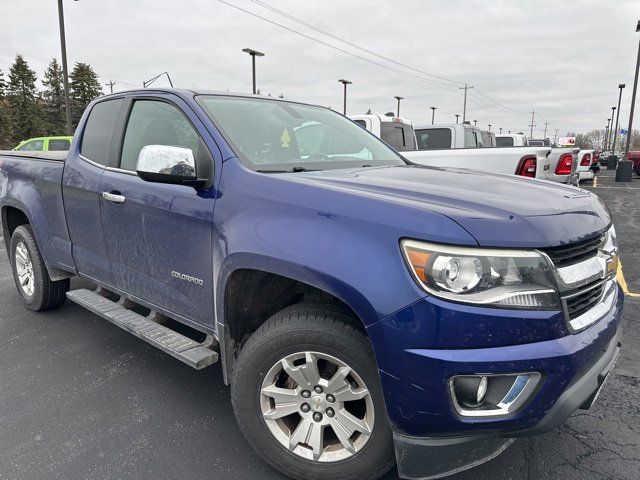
left=415, top=128, right=452, bottom=150
left=80, top=98, right=124, bottom=165
left=464, top=128, right=478, bottom=148
left=380, top=122, right=416, bottom=151
left=496, top=136, right=515, bottom=147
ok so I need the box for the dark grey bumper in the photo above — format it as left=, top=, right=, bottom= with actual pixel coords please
left=393, top=328, right=622, bottom=479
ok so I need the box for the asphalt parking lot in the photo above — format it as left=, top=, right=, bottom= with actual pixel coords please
left=0, top=168, right=639, bottom=480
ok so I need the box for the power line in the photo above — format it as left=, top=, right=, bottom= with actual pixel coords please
left=217, top=0, right=460, bottom=93
left=248, top=0, right=465, bottom=87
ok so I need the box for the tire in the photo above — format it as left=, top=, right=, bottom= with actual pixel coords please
left=231, top=303, right=395, bottom=480
left=10, top=225, right=69, bottom=311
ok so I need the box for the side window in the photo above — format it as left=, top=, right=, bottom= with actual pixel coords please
left=18, top=140, right=44, bottom=151
left=120, top=100, right=208, bottom=172
left=48, top=139, right=71, bottom=151
left=416, top=129, right=452, bottom=150
left=80, top=98, right=124, bottom=165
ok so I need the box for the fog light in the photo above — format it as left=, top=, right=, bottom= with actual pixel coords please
left=450, top=373, right=541, bottom=417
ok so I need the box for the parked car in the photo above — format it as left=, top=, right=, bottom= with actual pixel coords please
left=350, top=114, right=417, bottom=151
left=496, top=133, right=528, bottom=147
left=13, top=136, right=73, bottom=152
left=412, top=123, right=483, bottom=149
left=0, top=88, right=623, bottom=480
left=576, top=149, right=595, bottom=182
left=599, top=150, right=622, bottom=167
left=628, top=150, right=640, bottom=176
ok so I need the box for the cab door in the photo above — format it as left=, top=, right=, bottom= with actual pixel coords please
left=99, top=96, right=218, bottom=328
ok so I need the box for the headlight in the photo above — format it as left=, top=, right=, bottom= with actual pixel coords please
left=401, top=239, right=560, bottom=309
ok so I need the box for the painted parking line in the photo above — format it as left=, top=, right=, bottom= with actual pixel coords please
left=617, top=261, right=640, bottom=298
left=593, top=175, right=598, bottom=187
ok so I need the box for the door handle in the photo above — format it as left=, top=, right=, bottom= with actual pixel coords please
left=102, top=192, right=126, bottom=204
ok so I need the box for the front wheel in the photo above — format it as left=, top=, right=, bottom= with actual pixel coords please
left=231, top=304, right=395, bottom=480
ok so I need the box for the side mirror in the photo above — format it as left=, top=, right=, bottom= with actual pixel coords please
left=136, top=145, right=204, bottom=186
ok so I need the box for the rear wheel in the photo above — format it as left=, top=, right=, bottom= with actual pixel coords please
left=10, top=225, right=69, bottom=311
left=231, top=304, right=395, bottom=480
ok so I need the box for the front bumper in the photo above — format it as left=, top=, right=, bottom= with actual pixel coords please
left=367, top=283, right=623, bottom=479
left=392, top=327, right=621, bottom=479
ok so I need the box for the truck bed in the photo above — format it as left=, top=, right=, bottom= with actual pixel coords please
left=0, top=150, right=67, bottom=162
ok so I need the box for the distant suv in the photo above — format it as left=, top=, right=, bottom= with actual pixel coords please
left=13, top=136, right=73, bottom=152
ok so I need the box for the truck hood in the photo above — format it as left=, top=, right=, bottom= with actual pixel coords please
left=288, top=165, right=610, bottom=247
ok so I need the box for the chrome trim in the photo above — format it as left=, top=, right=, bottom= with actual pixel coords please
left=565, top=278, right=617, bottom=333
left=402, top=239, right=542, bottom=258
left=102, top=192, right=126, bottom=203
left=105, top=166, right=137, bottom=176
left=450, top=373, right=541, bottom=418
left=79, top=154, right=105, bottom=169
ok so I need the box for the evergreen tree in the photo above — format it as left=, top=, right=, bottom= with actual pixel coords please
left=7, top=54, right=42, bottom=144
left=69, top=62, right=102, bottom=127
left=0, top=69, right=14, bottom=149
left=42, top=58, right=67, bottom=135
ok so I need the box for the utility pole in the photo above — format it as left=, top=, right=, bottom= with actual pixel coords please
left=338, top=79, right=352, bottom=115
left=430, top=106, right=437, bottom=124
left=105, top=80, right=116, bottom=94
left=459, top=84, right=473, bottom=122
left=554, top=129, right=559, bottom=144
left=624, top=20, right=640, bottom=159
left=529, top=110, right=536, bottom=138
left=543, top=121, right=548, bottom=139
left=612, top=84, right=625, bottom=155
left=394, top=96, right=403, bottom=117
left=57, top=0, right=73, bottom=135
left=242, top=48, right=265, bottom=94
left=455, top=114, right=460, bottom=124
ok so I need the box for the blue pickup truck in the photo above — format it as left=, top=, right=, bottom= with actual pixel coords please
left=0, top=89, right=623, bottom=480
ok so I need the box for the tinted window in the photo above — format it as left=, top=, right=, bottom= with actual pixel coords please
left=48, top=139, right=70, bottom=151
left=380, top=123, right=416, bottom=151
left=354, top=120, right=366, bottom=128
left=18, top=140, right=44, bottom=151
left=80, top=98, right=123, bottom=165
left=496, top=136, right=514, bottom=147
left=415, top=128, right=452, bottom=150
left=120, top=100, right=208, bottom=171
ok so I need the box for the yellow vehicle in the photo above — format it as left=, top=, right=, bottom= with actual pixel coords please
left=13, top=136, right=73, bottom=152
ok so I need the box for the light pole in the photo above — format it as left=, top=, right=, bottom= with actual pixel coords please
left=499, top=127, right=503, bottom=134
left=609, top=106, right=616, bottom=150
left=455, top=114, right=460, bottom=124
left=430, top=106, right=437, bottom=124
left=57, top=0, right=75, bottom=135
left=338, top=79, right=352, bottom=115
left=242, top=48, right=264, bottom=94
left=605, top=118, right=611, bottom=150
left=611, top=84, right=625, bottom=156
left=488, top=124, right=492, bottom=131
left=473, top=120, right=478, bottom=126
left=394, top=96, right=403, bottom=117
left=624, top=20, right=640, bottom=160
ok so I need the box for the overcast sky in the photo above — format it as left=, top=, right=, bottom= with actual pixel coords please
left=1, top=0, right=639, bottom=136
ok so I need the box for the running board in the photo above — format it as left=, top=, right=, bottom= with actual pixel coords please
left=66, top=289, right=218, bottom=369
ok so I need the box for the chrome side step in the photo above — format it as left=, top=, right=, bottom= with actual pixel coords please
left=66, top=288, right=218, bottom=369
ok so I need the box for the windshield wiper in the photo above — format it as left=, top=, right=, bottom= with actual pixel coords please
left=256, top=167, right=318, bottom=173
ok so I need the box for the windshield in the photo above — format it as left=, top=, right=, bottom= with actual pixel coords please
left=197, top=95, right=405, bottom=171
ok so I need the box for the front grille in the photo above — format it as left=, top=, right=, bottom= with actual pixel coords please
left=542, top=234, right=604, bottom=268
left=566, top=282, right=605, bottom=320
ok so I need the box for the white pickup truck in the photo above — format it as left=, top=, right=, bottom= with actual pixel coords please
left=496, top=133, right=529, bottom=147
left=352, top=115, right=552, bottom=180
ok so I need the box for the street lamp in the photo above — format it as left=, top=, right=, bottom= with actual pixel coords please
left=609, top=106, right=616, bottom=151
left=624, top=20, right=640, bottom=160
left=455, top=114, right=460, bottom=124
left=430, top=106, right=437, bottom=124
left=57, top=0, right=76, bottom=135
left=611, top=84, right=625, bottom=158
left=394, top=96, right=403, bottom=117
left=488, top=124, right=492, bottom=131
left=473, top=120, right=478, bottom=126
left=499, top=127, right=503, bottom=134
left=242, top=48, right=265, bottom=94
left=338, top=79, right=352, bottom=115
left=605, top=117, right=611, bottom=150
